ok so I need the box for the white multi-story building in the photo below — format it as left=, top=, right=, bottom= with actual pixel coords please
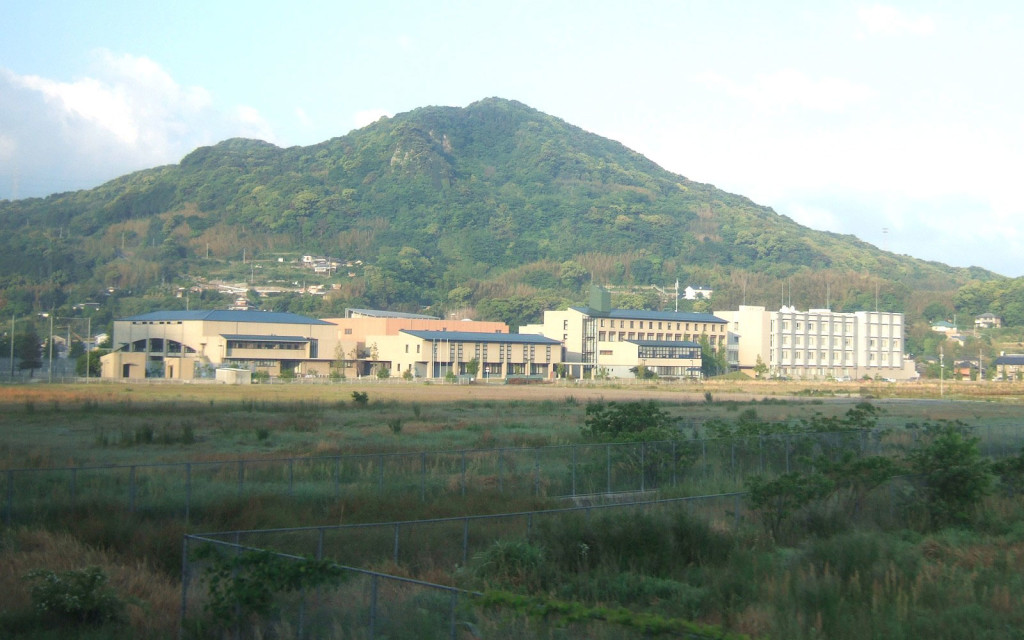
left=521, top=286, right=726, bottom=379
left=715, top=305, right=917, bottom=381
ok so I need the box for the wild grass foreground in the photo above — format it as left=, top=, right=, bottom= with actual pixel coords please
left=2, top=380, right=1024, bottom=638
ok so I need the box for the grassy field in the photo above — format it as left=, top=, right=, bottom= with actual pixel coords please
left=2, top=378, right=1024, bottom=638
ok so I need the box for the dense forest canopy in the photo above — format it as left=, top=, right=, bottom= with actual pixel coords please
left=0, top=97, right=1011, bottom=337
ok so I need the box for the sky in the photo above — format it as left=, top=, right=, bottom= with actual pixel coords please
left=2, top=1, right=1022, bottom=276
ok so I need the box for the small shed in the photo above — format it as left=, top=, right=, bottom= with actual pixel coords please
left=216, top=368, right=253, bottom=385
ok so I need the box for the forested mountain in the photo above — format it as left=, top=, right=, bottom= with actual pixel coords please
left=0, top=97, right=1002, bottom=331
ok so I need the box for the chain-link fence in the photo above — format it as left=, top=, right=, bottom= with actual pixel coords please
left=181, top=494, right=746, bottom=639
left=5, top=423, right=1023, bottom=527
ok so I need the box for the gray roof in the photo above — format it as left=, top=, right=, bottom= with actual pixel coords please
left=995, top=355, right=1024, bottom=365
left=400, top=330, right=561, bottom=345
left=571, top=307, right=726, bottom=324
left=346, top=308, right=440, bottom=320
left=121, top=310, right=334, bottom=325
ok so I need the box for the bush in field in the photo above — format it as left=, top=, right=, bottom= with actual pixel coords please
left=472, top=540, right=545, bottom=588
left=992, top=446, right=1024, bottom=497
left=745, top=472, right=835, bottom=542
left=24, top=566, right=131, bottom=626
left=581, top=401, right=676, bottom=442
left=351, top=391, right=368, bottom=406
left=906, top=423, right=993, bottom=529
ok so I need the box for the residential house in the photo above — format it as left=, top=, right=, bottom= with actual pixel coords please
left=994, top=354, right=1024, bottom=381
left=683, top=285, right=713, bottom=300
left=975, top=313, right=1002, bottom=329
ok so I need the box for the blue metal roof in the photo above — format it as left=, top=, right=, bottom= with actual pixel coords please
left=121, top=310, right=334, bottom=325
left=400, top=330, right=561, bottom=345
left=571, top=307, right=725, bottom=323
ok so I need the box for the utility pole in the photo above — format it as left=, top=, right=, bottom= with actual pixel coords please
left=939, top=346, right=944, bottom=398
left=48, top=312, right=54, bottom=383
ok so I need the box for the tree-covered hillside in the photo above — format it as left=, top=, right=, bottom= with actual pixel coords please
left=0, top=97, right=1002, bottom=331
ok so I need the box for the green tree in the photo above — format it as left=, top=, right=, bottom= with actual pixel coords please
left=15, top=327, right=42, bottom=375
left=465, top=357, right=480, bottom=377
left=745, top=472, right=834, bottom=542
left=581, top=401, right=676, bottom=442
left=753, top=354, right=768, bottom=379
left=906, top=423, right=993, bottom=528
left=698, top=335, right=727, bottom=378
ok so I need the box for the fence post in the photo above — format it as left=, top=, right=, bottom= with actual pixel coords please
left=571, top=445, right=577, bottom=497
left=449, top=591, right=458, bottom=640
left=393, top=524, right=401, bottom=565
left=5, top=470, right=12, bottom=528
left=462, top=518, right=470, bottom=565
left=288, top=458, right=294, bottom=496
left=237, top=460, right=245, bottom=497
left=70, top=467, right=77, bottom=510
left=369, top=575, right=378, bottom=638
left=317, top=528, right=325, bottom=560
left=606, top=444, right=612, bottom=494
left=671, top=440, right=678, bottom=488
left=497, top=450, right=504, bottom=493
left=640, top=442, right=646, bottom=492
left=378, top=454, right=384, bottom=495
left=461, top=451, right=467, bottom=497
left=334, top=456, right=340, bottom=499
left=129, top=466, right=137, bottom=513
left=179, top=536, right=190, bottom=639
left=185, top=463, right=191, bottom=525
left=785, top=434, right=791, bottom=473
left=421, top=452, right=427, bottom=502
left=533, top=449, right=540, bottom=496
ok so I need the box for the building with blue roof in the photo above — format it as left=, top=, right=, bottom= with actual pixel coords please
left=368, top=329, right=563, bottom=379
left=519, top=286, right=722, bottom=379
left=101, top=309, right=342, bottom=380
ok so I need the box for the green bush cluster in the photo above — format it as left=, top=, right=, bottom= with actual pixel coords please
left=24, top=566, right=132, bottom=626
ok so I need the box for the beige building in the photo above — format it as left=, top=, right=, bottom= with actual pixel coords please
left=372, top=330, right=563, bottom=379
left=323, top=309, right=509, bottom=377
left=520, top=287, right=724, bottom=379
left=101, top=310, right=341, bottom=380
left=716, top=305, right=916, bottom=380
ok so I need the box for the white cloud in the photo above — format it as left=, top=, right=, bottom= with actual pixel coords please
left=696, top=69, right=875, bottom=113
left=353, top=109, right=392, bottom=129
left=0, top=51, right=275, bottom=199
left=857, top=5, right=935, bottom=36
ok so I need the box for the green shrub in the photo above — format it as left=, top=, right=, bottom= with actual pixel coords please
left=581, top=401, right=676, bottom=442
left=24, top=566, right=131, bottom=626
left=906, top=423, right=993, bottom=529
left=387, top=417, right=402, bottom=434
left=472, top=540, right=546, bottom=588
left=351, top=391, right=369, bottom=406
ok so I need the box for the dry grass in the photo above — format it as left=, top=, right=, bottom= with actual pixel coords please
left=0, top=527, right=180, bottom=637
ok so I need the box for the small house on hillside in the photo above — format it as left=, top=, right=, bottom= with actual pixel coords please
left=684, top=285, right=713, bottom=300
left=994, top=353, right=1024, bottom=381
left=975, top=313, right=1002, bottom=329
